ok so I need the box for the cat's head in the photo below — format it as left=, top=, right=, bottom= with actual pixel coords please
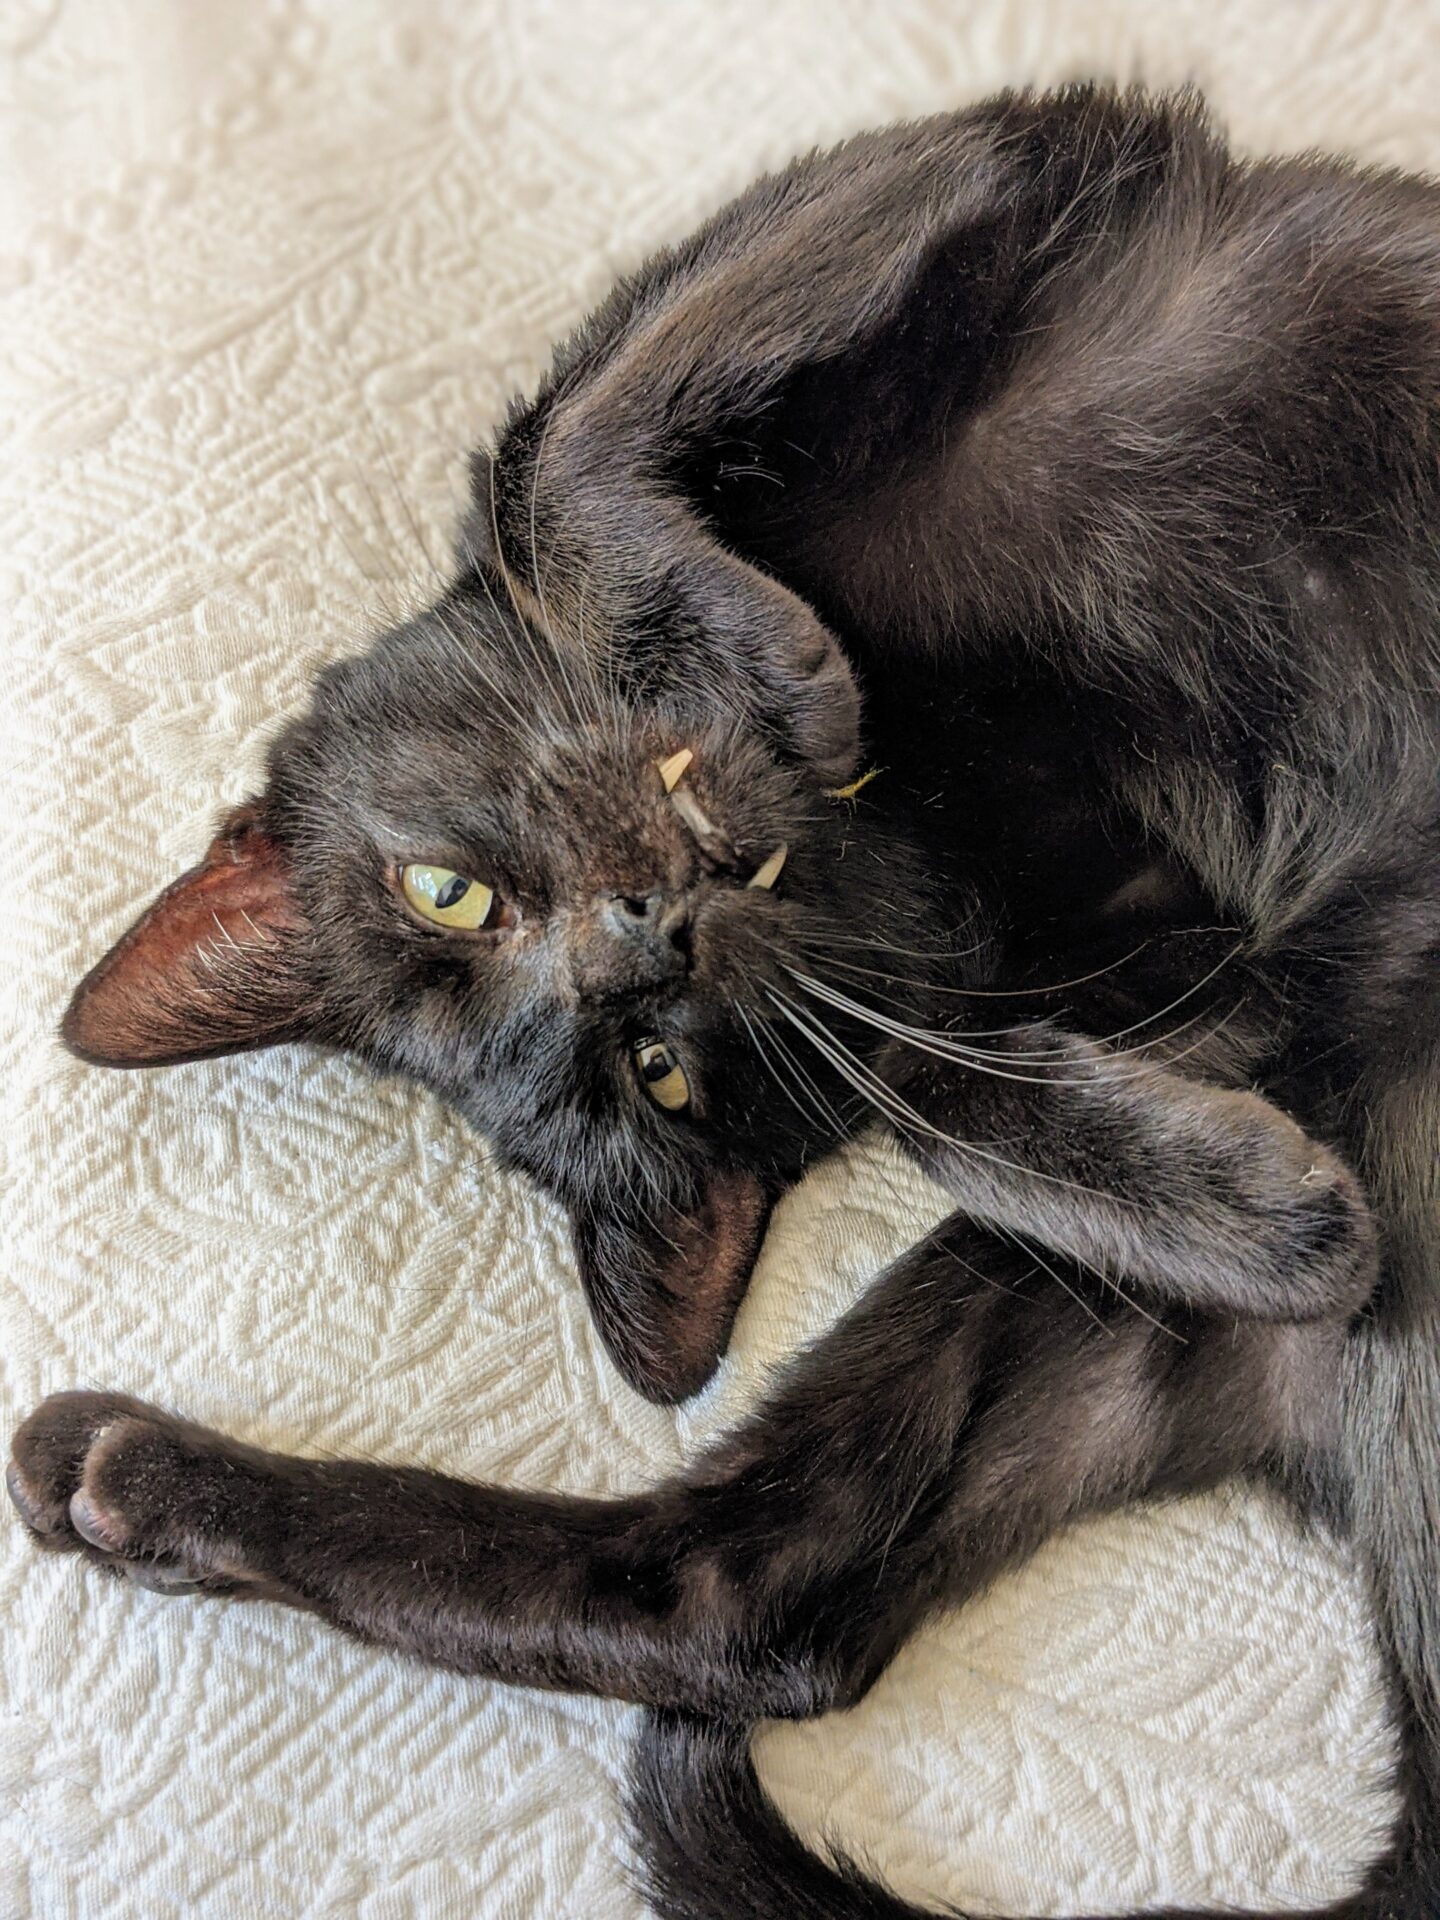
left=60, top=470, right=946, bottom=1401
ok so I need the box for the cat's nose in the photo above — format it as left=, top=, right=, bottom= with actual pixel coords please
left=602, top=892, right=692, bottom=970
left=570, top=891, right=695, bottom=999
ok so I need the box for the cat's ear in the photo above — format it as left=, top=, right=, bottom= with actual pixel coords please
left=571, top=1173, right=771, bottom=1403
left=61, top=804, right=319, bottom=1069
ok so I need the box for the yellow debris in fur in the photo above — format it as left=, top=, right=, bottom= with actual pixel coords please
left=746, top=843, right=788, bottom=890
left=657, top=749, right=694, bottom=792
left=826, top=766, right=882, bottom=802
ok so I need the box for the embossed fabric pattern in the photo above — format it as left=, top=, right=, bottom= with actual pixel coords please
left=1, top=4, right=1431, bottom=1915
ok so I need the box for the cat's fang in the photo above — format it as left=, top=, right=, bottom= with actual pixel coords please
left=656, top=749, right=694, bottom=792
left=746, top=844, right=788, bottom=891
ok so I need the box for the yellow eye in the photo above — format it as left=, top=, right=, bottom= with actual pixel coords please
left=400, top=864, right=497, bottom=931
left=633, top=1037, right=691, bottom=1112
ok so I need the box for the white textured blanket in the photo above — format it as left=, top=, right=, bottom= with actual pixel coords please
left=2, top=3, right=1427, bottom=1915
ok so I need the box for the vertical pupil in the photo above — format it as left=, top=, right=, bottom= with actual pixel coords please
left=434, top=874, right=470, bottom=911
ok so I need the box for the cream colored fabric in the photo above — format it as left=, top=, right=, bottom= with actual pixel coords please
left=1, top=3, right=1428, bottom=1914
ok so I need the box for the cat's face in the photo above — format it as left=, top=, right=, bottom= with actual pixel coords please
left=62, top=575, right=944, bottom=1400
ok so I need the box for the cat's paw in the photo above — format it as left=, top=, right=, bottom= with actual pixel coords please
left=7, top=1391, right=275, bottom=1597
left=1208, top=1089, right=1379, bottom=1317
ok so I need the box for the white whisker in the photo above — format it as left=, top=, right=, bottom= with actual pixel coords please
left=767, top=987, right=1137, bottom=1208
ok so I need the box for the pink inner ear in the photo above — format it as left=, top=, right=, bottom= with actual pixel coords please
left=61, top=807, right=316, bottom=1069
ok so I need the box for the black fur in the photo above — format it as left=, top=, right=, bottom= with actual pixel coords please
left=11, top=85, right=1440, bottom=1915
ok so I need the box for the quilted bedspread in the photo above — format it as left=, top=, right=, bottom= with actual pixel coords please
left=2, top=3, right=1431, bottom=1915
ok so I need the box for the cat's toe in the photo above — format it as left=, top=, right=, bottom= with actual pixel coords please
left=68, top=1476, right=136, bottom=1554
left=8, top=1390, right=161, bottom=1544
left=6, top=1457, right=56, bottom=1535
left=66, top=1414, right=245, bottom=1591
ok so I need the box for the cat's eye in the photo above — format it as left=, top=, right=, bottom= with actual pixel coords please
left=399, top=864, right=497, bottom=931
left=633, top=1037, right=690, bottom=1112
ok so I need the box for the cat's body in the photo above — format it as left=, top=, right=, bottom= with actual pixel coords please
left=9, top=86, right=1439, bottom=1917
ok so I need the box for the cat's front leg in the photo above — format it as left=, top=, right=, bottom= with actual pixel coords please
left=883, top=1020, right=1378, bottom=1323
left=9, top=1386, right=734, bottom=1703
left=8, top=1212, right=1339, bottom=1720
left=2, top=1218, right=1154, bottom=1716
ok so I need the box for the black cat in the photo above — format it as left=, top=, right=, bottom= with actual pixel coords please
left=9, top=85, right=1438, bottom=1918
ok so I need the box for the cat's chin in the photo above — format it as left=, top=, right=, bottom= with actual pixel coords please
left=571, top=1170, right=772, bottom=1403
